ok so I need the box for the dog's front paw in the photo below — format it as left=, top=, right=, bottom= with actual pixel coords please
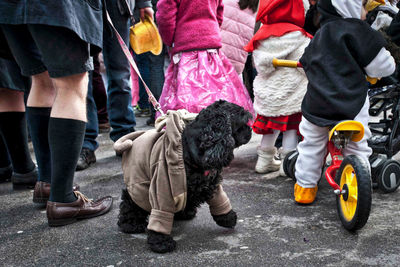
left=147, top=230, right=176, bottom=253
left=212, top=210, right=237, bottom=228
left=118, top=221, right=146, bottom=234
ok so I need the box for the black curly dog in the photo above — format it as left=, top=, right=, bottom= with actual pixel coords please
left=118, top=100, right=252, bottom=253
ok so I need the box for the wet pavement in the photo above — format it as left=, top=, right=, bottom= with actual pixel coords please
left=1, top=117, right=400, bottom=266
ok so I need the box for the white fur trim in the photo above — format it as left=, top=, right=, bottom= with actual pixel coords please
left=252, top=31, right=310, bottom=117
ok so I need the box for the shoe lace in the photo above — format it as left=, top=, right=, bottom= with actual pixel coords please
left=74, top=191, right=91, bottom=203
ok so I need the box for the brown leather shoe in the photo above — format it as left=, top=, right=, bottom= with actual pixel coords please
left=33, top=181, right=80, bottom=204
left=12, top=167, right=38, bottom=189
left=46, top=191, right=113, bottom=226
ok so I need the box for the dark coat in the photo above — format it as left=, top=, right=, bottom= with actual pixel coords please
left=299, top=0, right=386, bottom=127
left=0, top=0, right=152, bottom=59
left=0, top=0, right=104, bottom=58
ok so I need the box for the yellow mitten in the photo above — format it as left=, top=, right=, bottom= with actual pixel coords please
left=294, top=183, right=318, bottom=204
left=365, top=0, right=385, bottom=12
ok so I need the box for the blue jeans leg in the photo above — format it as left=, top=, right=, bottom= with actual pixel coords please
left=103, top=0, right=136, bottom=142
left=136, top=52, right=150, bottom=109
left=83, top=70, right=99, bottom=151
left=148, top=49, right=166, bottom=115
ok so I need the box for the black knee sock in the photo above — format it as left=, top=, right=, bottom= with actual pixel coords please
left=0, top=112, right=35, bottom=174
left=26, top=107, right=52, bottom=183
left=48, top=118, right=85, bottom=203
left=0, top=136, right=11, bottom=168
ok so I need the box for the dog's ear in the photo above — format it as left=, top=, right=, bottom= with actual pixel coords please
left=198, top=110, right=235, bottom=169
left=218, top=102, right=253, bottom=147
left=182, top=123, right=203, bottom=167
left=231, top=108, right=253, bottom=147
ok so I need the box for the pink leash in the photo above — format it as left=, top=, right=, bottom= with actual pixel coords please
left=106, top=12, right=165, bottom=116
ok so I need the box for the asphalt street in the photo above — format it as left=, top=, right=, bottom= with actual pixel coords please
left=1, top=116, right=400, bottom=266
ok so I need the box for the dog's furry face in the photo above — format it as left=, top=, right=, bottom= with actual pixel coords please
left=182, top=100, right=253, bottom=171
left=210, top=100, right=253, bottom=147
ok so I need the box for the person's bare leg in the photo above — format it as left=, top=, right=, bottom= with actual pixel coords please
left=47, top=72, right=88, bottom=202
left=0, top=88, right=25, bottom=112
left=51, top=73, right=88, bottom=121
left=27, top=71, right=56, bottom=107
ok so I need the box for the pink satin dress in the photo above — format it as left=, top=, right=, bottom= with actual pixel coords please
left=159, top=49, right=254, bottom=116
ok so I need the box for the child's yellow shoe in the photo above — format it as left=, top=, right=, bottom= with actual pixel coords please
left=294, top=183, right=318, bottom=204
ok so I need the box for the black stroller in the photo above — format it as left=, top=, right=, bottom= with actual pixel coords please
left=366, top=5, right=400, bottom=193
left=368, top=76, right=400, bottom=193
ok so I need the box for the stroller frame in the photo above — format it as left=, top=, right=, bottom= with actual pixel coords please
left=368, top=78, right=400, bottom=193
left=368, top=82, right=400, bottom=158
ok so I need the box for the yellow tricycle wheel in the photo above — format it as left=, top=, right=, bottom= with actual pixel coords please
left=336, top=155, right=372, bottom=231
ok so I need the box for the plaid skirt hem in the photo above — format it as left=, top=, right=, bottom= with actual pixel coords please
left=252, top=113, right=302, bottom=135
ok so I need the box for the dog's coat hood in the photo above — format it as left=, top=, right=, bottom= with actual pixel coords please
left=114, top=110, right=232, bottom=235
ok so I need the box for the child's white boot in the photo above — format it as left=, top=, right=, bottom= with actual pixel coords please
left=255, top=147, right=281, bottom=174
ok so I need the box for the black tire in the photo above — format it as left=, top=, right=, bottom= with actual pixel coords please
left=335, top=155, right=372, bottom=231
left=283, top=150, right=298, bottom=180
left=288, top=153, right=298, bottom=181
left=377, top=159, right=400, bottom=193
left=369, top=154, right=386, bottom=189
left=283, top=151, right=293, bottom=177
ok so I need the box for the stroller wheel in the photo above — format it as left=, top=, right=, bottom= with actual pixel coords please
left=369, top=154, right=386, bottom=189
left=377, top=159, right=400, bottom=193
left=283, top=150, right=298, bottom=181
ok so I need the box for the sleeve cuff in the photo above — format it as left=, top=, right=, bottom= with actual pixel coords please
left=148, top=209, right=174, bottom=235
left=206, top=185, right=232, bottom=215
left=209, top=198, right=232, bottom=216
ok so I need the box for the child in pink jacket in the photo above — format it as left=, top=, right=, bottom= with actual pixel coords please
left=220, top=0, right=258, bottom=75
left=156, top=0, right=254, bottom=115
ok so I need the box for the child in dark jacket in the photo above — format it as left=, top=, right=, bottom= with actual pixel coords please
left=294, top=0, right=395, bottom=204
